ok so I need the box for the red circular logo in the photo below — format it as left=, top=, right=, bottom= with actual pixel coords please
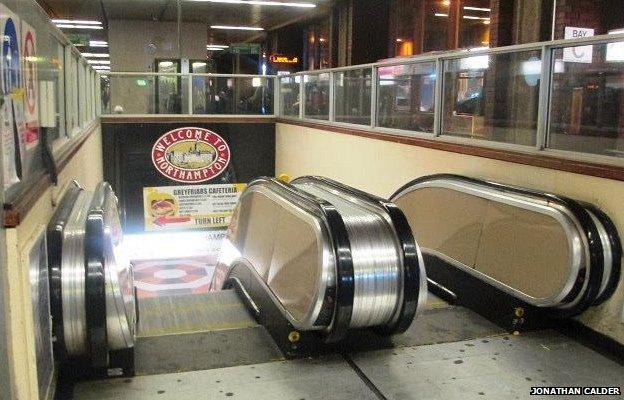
left=151, top=127, right=231, bottom=183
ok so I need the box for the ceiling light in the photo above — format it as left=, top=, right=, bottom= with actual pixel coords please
left=192, top=0, right=315, bottom=7
left=441, top=0, right=450, bottom=5
left=207, top=44, right=229, bottom=48
left=89, top=40, right=108, bottom=48
left=207, top=47, right=226, bottom=51
left=81, top=53, right=110, bottom=58
left=463, top=6, right=491, bottom=12
left=192, top=62, right=207, bottom=68
left=435, top=13, right=449, bottom=17
left=463, top=15, right=490, bottom=20
left=53, top=19, right=102, bottom=25
left=92, top=65, right=110, bottom=70
left=210, top=25, right=264, bottom=31
left=56, top=24, right=104, bottom=30
left=88, top=60, right=111, bottom=65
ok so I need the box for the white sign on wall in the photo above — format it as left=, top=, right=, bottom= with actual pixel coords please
left=563, top=27, right=595, bottom=64
left=21, top=20, right=38, bottom=149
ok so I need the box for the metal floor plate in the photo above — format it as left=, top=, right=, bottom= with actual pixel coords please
left=351, top=330, right=624, bottom=400
left=72, top=292, right=624, bottom=399
left=135, top=289, right=282, bottom=375
left=74, top=355, right=380, bottom=400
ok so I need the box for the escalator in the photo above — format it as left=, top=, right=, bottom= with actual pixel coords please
left=391, top=174, right=621, bottom=326
left=47, top=174, right=622, bottom=398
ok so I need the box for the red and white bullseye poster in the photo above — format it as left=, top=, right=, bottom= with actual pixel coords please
left=133, top=257, right=216, bottom=298
left=21, top=20, right=38, bottom=150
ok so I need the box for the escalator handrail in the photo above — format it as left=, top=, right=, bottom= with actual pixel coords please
left=47, top=181, right=83, bottom=360
left=84, top=182, right=110, bottom=367
left=581, top=203, right=622, bottom=305
left=292, top=175, right=425, bottom=333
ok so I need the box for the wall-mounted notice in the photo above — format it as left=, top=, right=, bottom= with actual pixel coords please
left=563, top=27, right=595, bottom=64
left=1, top=96, right=19, bottom=189
left=21, top=20, right=38, bottom=149
left=1, top=3, right=22, bottom=95
left=143, top=183, right=246, bottom=231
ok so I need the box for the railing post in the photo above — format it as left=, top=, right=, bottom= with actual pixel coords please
left=370, top=66, right=378, bottom=128
left=536, top=45, right=553, bottom=150
left=299, top=75, right=305, bottom=119
left=329, top=71, right=335, bottom=122
left=187, top=73, right=193, bottom=115
left=433, top=58, right=444, bottom=137
left=273, top=76, right=280, bottom=117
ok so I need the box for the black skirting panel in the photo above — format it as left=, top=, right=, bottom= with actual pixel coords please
left=101, top=122, right=276, bottom=233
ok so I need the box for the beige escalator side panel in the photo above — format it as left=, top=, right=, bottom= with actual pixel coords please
left=227, top=186, right=332, bottom=327
left=394, top=187, right=488, bottom=268
left=232, top=191, right=282, bottom=281
left=474, top=202, right=572, bottom=300
left=266, top=207, right=322, bottom=323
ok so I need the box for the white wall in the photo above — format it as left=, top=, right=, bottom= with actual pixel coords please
left=276, top=122, right=624, bottom=345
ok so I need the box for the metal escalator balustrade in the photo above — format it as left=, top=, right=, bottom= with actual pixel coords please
left=391, top=174, right=621, bottom=317
left=215, top=176, right=426, bottom=342
left=47, top=181, right=137, bottom=369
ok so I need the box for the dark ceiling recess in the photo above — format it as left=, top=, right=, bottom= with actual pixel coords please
left=37, top=0, right=331, bottom=43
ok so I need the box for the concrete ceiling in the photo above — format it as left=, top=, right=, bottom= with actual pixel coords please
left=37, top=0, right=330, bottom=43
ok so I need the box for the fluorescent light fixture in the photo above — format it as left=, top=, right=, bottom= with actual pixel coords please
left=607, top=29, right=624, bottom=62
left=521, top=59, right=541, bottom=76
left=207, top=44, right=229, bottom=48
left=463, top=6, right=491, bottom=12
left=88, top=59, right=111, bottom=65
left=81, top=53, right=110, bottom=58
left=460, top=55, right=489, bottom=70
left=192, top=62, right=207, bottom=68
left=207, top=47, right=226, bottom=51
left=53, top=19, right=102, bottom=25
left=89, top=40, right=108, bottom=47
left=434, top=13, right=449, bottom=17
left=92, top=66, right=110, bottom=71
left=193, top=0, right=315, bottom=7
left=463, top=15, right=490, bottom=20
left=56, top=24, right=104, bottom=30
left=210, top=25, right=264, bottom=31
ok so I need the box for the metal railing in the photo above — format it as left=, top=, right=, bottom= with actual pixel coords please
left=101, top=72, right=277, bottom=117
left=277, top=32, right=624, bottom=164
left=101, top=33, right=624, bottom=165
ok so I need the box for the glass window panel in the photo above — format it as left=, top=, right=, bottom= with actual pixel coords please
left=49, top=42, right=66, bottom=142
left=459, top=0, right=492, bottom=49
left=377, top=62, right=437, bottom=132
left=64, top=49, right=79, bottom=136
left=279, top=75, right=301, bottom=117
left=334, top=68, right=372, bottom=125
left=100, top=75, right=110, bottom=114
left=549, top=41, right=624, bottom=157
left=441, top=50, right=541, bottom=146
left=423, top=0, right=450, bottom=53
left=191, top=76, right=273, bottom=115
left=304, top=73, right=330, bottom=120
left=109, top=75, right=158, bottom=114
